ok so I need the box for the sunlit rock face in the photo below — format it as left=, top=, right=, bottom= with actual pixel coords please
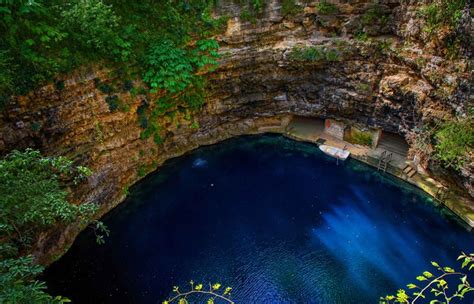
left=0, top=0, right=471, bottom=262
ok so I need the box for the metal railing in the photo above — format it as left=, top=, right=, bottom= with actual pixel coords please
left=377, top=151, right=392, bottom=173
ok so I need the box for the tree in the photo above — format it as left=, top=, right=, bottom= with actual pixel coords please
left=0, top=149, right=97, bottom=257
left=60, top=0, right=129, bottom=59
left=0, top=149, right=109, bottom=303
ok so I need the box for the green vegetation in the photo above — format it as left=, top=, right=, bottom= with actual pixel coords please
left=434, top=116, right=474, bottom=170
left=251, top=0, right=263, bottom=12
left=349, top=129, right=373, bottom=146
left=316, top=1, right=338, bottom=15
left=162, top=281, right=233, bottom=304
left=419, top=0, right=465, bottom=33
left=0, top=0, right=123, bottom=101
left=417, top=0, right=466, bottom=59
left=0, top=149, right=95, bottom=256
left=281, top=0, right=303, bottom=16
left=163, top=252, right=474, bottom=304
left=361, top=4, right=388, bottom=26
left=353, top=4, right=389, bottom=41
left=0, top=149, right=107, bottom=303
left=239, top=0, right=266, bottom=23
left=240, top=8, right=256, bottom=23
left=288, top=46, right=341, bottom=62
left=355, top=82, right=371, bottom=93
left=0, top=0, right=225, bottom=111
left=61, top=0, right=130, bottom=60
left=143, top=38, right=219, bottom=99
left=1, top=256, right=71, bottom=303
left=381, top=252, right=474, bottom=303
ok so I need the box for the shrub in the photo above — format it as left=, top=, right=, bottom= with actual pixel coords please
left=137, top=104, right=149, bottom=129
left=0, top=149, right=111, bottom=303
left=61, top=0, right=129, bottom=59
left=0, top=149, right=98, bottom=256
left=143, top=40, right=194, bottom=94
left=434, top=116, right=473, bottom=170
left=362, top=5, right=384, bottom=25
left=153, top=133, right=164, bottom=145
left=54, top=80, right=65, bottom=91
left=30, top=121, right=42, bottom=132
left=240, top=8, right=257, bottom=24
left=419, top=0, right=465, bottom=32
left=105, top=95, right=119, bottom=112
left=97, top=83, right=113, bottom=94
left=0, top=1, right=68, bottom=95
left=325, top=49, right=340, bottom=62
left=0, top=0, right=223, bottom=101
left=316, top=1, right=338, bottom=15
left=350, top=129, right=373, bottom=146
left=355, top=30, right=369, bottom=41
left=289, top=46, right=325, bottom=61
left=0, top=256, right=71, bottom=304
left=355, top=82, right=371, bottom=93
left=122, top=80, right=134, bottom=92
left=141, top=38, right=218, bottom=142
left=252, top=0, right=263, bottom=12
left=288, top=46, right=340, bottom=62
left=281, top=0, right=303, bottom=16
left=0, top=51, right=13, bottom=98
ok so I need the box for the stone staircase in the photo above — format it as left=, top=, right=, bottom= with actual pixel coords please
left=402, top=164, right=417, bottom=179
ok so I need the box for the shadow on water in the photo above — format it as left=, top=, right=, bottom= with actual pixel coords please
left=43, top=134, right=474, bottom=304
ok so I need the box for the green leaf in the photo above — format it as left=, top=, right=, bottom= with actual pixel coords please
left=462, top=258, right=470, bottom=268
left=423, top=271, right=433, bottom=278
left=416, top=276, right=428, bottom=281
left=407, top=283, right=417, bottom=289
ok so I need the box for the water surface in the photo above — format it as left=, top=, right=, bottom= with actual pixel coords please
left=44, top=135, right=474, bottom=303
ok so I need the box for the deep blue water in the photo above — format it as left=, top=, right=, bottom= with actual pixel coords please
left=44, top=135, right=474, bottom=303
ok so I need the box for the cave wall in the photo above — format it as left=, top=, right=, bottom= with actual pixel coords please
left=0, top=0, right=472, bottom=262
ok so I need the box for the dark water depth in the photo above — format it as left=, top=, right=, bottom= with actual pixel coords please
left=44, top=135, right=474, bottom=303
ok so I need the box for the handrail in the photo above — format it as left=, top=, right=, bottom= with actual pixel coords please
left=377, top=151, right=392, bottom=172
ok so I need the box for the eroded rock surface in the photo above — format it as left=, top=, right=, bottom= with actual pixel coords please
left=0, top=0, right=472, bottom=262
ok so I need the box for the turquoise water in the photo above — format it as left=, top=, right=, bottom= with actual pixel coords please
left=44, top=135, right=474, bottom=303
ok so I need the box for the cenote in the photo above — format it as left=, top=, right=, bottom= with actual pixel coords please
left=44, top=135, right=474, bottom=303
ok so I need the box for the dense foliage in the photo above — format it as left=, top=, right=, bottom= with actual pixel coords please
left=419, top=0, right=466, bottom=32
left=0, top=149, right=95, bottom=257
left=143, top=38, right=219, bottom=99
left=0, top=149, right=103, bottom=303
left=1, top=256, right=70, bottom=303
left=0, top=0, right=223, bottom=108
left=434, top=116, right=474, bottom=170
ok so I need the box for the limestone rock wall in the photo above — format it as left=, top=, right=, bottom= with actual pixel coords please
left=0, top=0, right=471, bottom=262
